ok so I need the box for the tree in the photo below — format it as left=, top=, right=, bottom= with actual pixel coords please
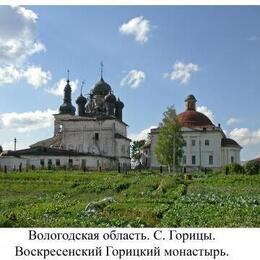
left=155, top=106, right=184, bottom=172
left=130, top=140, right=146, bottom=167
left=244, top=161, right=260, bottom=175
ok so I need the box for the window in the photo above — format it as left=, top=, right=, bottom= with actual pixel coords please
left=205, top=140, right=210, bottom=146
left=192, top=155, right=196, bottom=165
left=191, top=139, right=196, bottom=146
left=231, top=156, right=234, bottom=163
left=56, top=159, right=60, bottom=166
left=209, top=155, right=213, bottom=165
left=121, top=145, right=125, bottom=154
left=81, top=159, right=86, bottom=169
left=68, top=159, right=73, bottom=167
left=40, top=159, right=44, bottom=167
left=183, top=155, right=187, bottom=164
left=48, top=159, right=52, bottom=166
left=94, top=133, right=99, bottom=141
left=183, top=140, right=187, bottom=146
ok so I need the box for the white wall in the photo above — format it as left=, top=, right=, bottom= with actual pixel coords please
left=61, top=118, right=130, bottom=163
left=0, top=157, right=27, bottom=171
left=222, top=147, right=241, bottom=165
left=115, top=138, right=130, bottom=158
left=0, top=155, right=118, bottom=171
left=149, top=128, right=227, bottom=169
left=182, top=129, right=222, bottom=169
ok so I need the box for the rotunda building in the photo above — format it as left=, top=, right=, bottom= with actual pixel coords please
left=144, top=94, right=242, bottom=171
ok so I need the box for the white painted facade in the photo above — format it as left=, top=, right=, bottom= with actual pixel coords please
left=54, top=114, right=130, bottom=164
left=0, top=75, right=131, bottom=171
left=147, top=127, right=241, bottom=170
left=143, top=95, right=242, bottom=171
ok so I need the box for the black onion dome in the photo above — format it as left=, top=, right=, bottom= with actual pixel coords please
left=116, top=98, right=124, bottom=109
left=105, top=92, right=116, bottom=103
left=76, top=94, right=87, bottom=104
left=92, top=77, right=111, bottom=96
left=59, top=103, right=76, bottom=115
left=59, top=80, right=76, bottom=115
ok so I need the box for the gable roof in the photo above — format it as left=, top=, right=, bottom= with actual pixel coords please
left=0, top=146, right=117, bottom=160
left=30, top=134, right=63, bottom=149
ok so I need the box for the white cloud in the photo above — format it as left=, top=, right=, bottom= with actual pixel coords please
left=23, top=66, right=51, bottom=88
left=17, top=6, right=38, bottom=21
left=119, top=16, right=152, bottom=44
left=0, top=6, right=45, bottom=66
left=120, top=70, right=145, bottom=89
left=0, top=65, right=51, bottom=88
left=229, top=128, right=260, bottom=146
left=0, top=109, right=57, bottom=133
left=0, top=6, right=51, bottom=89
left=128, top=126, right=157, bottom=141
left=164, top=61, right=199, bottom=84
left=226, top=117, right=240, bottom=126
left=0, top=65, right=21, bottom=84
left=197, top=105, right=215, bottom=123
left=46, top=78, right=79, bottom=97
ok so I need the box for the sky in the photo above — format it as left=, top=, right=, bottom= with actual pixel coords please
left=0, top=5, right=259, bottom=161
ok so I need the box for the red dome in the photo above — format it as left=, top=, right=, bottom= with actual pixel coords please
left=178, top=110, right=213, bottom=127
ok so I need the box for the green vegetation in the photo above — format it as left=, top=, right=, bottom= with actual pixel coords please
left=244, top=161, right=260, bottom=175
left=155, top=106, right=184, bottom=171
left=0, top=170, right=259, bottom=227
left=131, top=139, right=146, bottom=167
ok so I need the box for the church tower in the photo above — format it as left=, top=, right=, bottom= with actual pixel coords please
left=59, top=70, right=76, bottom=115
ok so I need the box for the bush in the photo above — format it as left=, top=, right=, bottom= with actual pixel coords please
left=223, top=163, right=243, bottom=175
left=244, top=161, right=260, bottom=175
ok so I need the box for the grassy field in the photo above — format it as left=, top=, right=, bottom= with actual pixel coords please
left=0, top=170, right=259, bottom=227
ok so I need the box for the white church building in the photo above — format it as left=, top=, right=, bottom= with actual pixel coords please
left=0, top=72, right=131, bottom=171
left=142, top=95, right=242, bottom=171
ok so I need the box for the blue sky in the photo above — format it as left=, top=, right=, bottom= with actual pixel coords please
left=0, top=6, right=259, bottom=160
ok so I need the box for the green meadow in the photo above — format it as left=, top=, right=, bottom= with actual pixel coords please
left=0, top=170, right=259, bottom=227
